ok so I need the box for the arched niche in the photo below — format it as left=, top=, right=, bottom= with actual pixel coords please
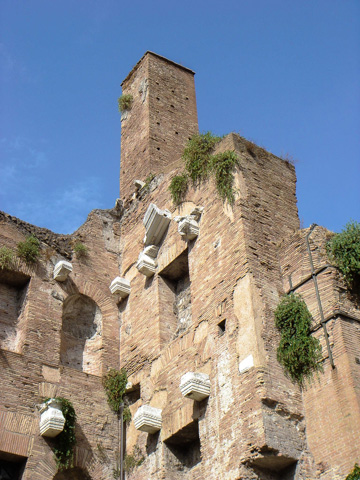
left=0, top=270, right=30, bottom=353
left=60, top=293, right=102, bottom=375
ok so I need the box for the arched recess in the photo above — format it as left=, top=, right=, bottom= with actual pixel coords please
left=60, top=294, right=102, bottom=375
left=0, top=269, right=30, bottom=353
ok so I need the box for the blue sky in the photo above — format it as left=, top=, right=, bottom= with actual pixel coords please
left=1, top=1, right=359, bottom=234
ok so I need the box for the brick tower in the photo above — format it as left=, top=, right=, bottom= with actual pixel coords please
left=120, top=51, right=198, bottom=201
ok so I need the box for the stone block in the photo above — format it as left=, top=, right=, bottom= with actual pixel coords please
left=180, top=372, right=210, bottom=401
left=136, top=246, right=159, bottom=277
left=53, top=261, right=73, bottom=282
left=239, top=354, right=254, bottom=373
left=39, top=399, right=65, bottom=438
left=143, top=203, right=171, bottom=246
left=133, top=405, right=162, bottom=433
left=109, top=277, right=131, bottom=298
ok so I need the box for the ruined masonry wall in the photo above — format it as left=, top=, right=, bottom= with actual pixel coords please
left=0, top=209, right=123, bottom=479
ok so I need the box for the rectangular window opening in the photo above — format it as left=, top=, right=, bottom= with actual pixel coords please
left=158, top=249, right=191, bottom=342
left=164, top=419, right=201, bottom=470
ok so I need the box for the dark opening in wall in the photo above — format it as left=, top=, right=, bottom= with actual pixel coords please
left=164, top=419, right=201, bottom=470
left=125, top=383, right=141, bottom=404
left=251, top=454, right=297, bottom=480
left=0, top=451, right=27, bottom=480
left=53, top=467, right=91, bottom=480
left=158, top=249, right=191, bottom=342
left=0, top=270, right=30, bottom=353
left=218, top=319, right=226, bottom=335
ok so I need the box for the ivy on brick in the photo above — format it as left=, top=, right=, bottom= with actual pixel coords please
left=44, top=397, right=76, bottom=471
left=274, top=293, right=323, bottom=387
left=346, top=463, right=360, bottom=480
left=169, top=132, right=239, bottom=205
left=102, top=368, right=128, bottom=413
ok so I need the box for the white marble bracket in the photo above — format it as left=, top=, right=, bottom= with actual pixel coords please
left=39, top=399, right=66, bottom=438
left=143, top=203, right=171, bottom=246
left=180, top=372, right=210, bottom=401
left=136, top=245, right=159, bottom=277
left=53, top=261, right=73, bottom=282
left=174, top=206, right=204, bottom=241
left=133, top=405, right=162, bottom=433
left=109, top=277, right=131, bottom=298
left=134, top=179, right=146, bottom=191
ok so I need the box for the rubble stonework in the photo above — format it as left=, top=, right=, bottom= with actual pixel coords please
left=0, top=51, right=359, bottom=479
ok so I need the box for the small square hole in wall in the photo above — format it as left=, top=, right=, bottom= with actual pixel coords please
left=125, top=383, right=141, bottom=405
left=355, top=357, right=360, bottom=365
left=218, top=319, right=226, bottom=335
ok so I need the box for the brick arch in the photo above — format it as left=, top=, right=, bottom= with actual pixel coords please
left=31, top=450, right=109, bottom=480
left=63, top=278, right=116, bottom=315
left=60, top=277, right=119, bottom=375
left=31, top=451, right=57, bottom=479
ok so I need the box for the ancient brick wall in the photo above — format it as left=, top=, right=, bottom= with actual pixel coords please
left=279, top=227, right=360, bottom=479
left=1, top=52, right=359, bottom=480
left=0, top=208, right=124, bottom=479
left=116, top=126, right=319, bottom=479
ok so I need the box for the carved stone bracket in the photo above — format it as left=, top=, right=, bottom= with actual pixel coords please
left=109, top=277, right=131, bottom=298
left=53, top=261, right=73, bottom=282
left=143, top=203, right=171, bottom=246
left=39, top=399, right=65, bottom=437
left=136, top=245, right=159, bottom=277
left=174, top=206, right=204, bottom=241
left=133, top=405, right=162, bottom=433
left=180, top=371, right=210, bottom=401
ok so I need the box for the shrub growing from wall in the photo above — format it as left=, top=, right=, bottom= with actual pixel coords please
left=17, top=235, right=40, bottom=264
left=44, top=397, right=76, bottom=471
left=327, top=221, right=360, bottom=288
left=274, top=293, right=323, bottom=387
left=169, top=132, right=239, bottom=205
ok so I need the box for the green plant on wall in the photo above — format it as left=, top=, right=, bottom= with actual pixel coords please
left=123, top=405, right=131, bottom=423
left=168, top=132, right=239, bottom=205
left=210, top=151, right=239, bottom=204
left=169, top=173, right=189, bottom=204
left=45, top=397, right=76, bottom=471
left=73, top=242, right=88, bottom=258
left=326, top=221, right=360, bottom=288
left=118, top=94, right=133, bottom=113
left=17, top=235, right=40, bottom=264
left=102, top=368, right=128, bottom=413
left=123, top=445, right=145, bottom=474
left=346, top=464, right=360, bottom=480
left=183, top=132, right=221, bottom=184
left=274, top=293, right=323, bottom=387
left=0, top=246, right=15, bottom=269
